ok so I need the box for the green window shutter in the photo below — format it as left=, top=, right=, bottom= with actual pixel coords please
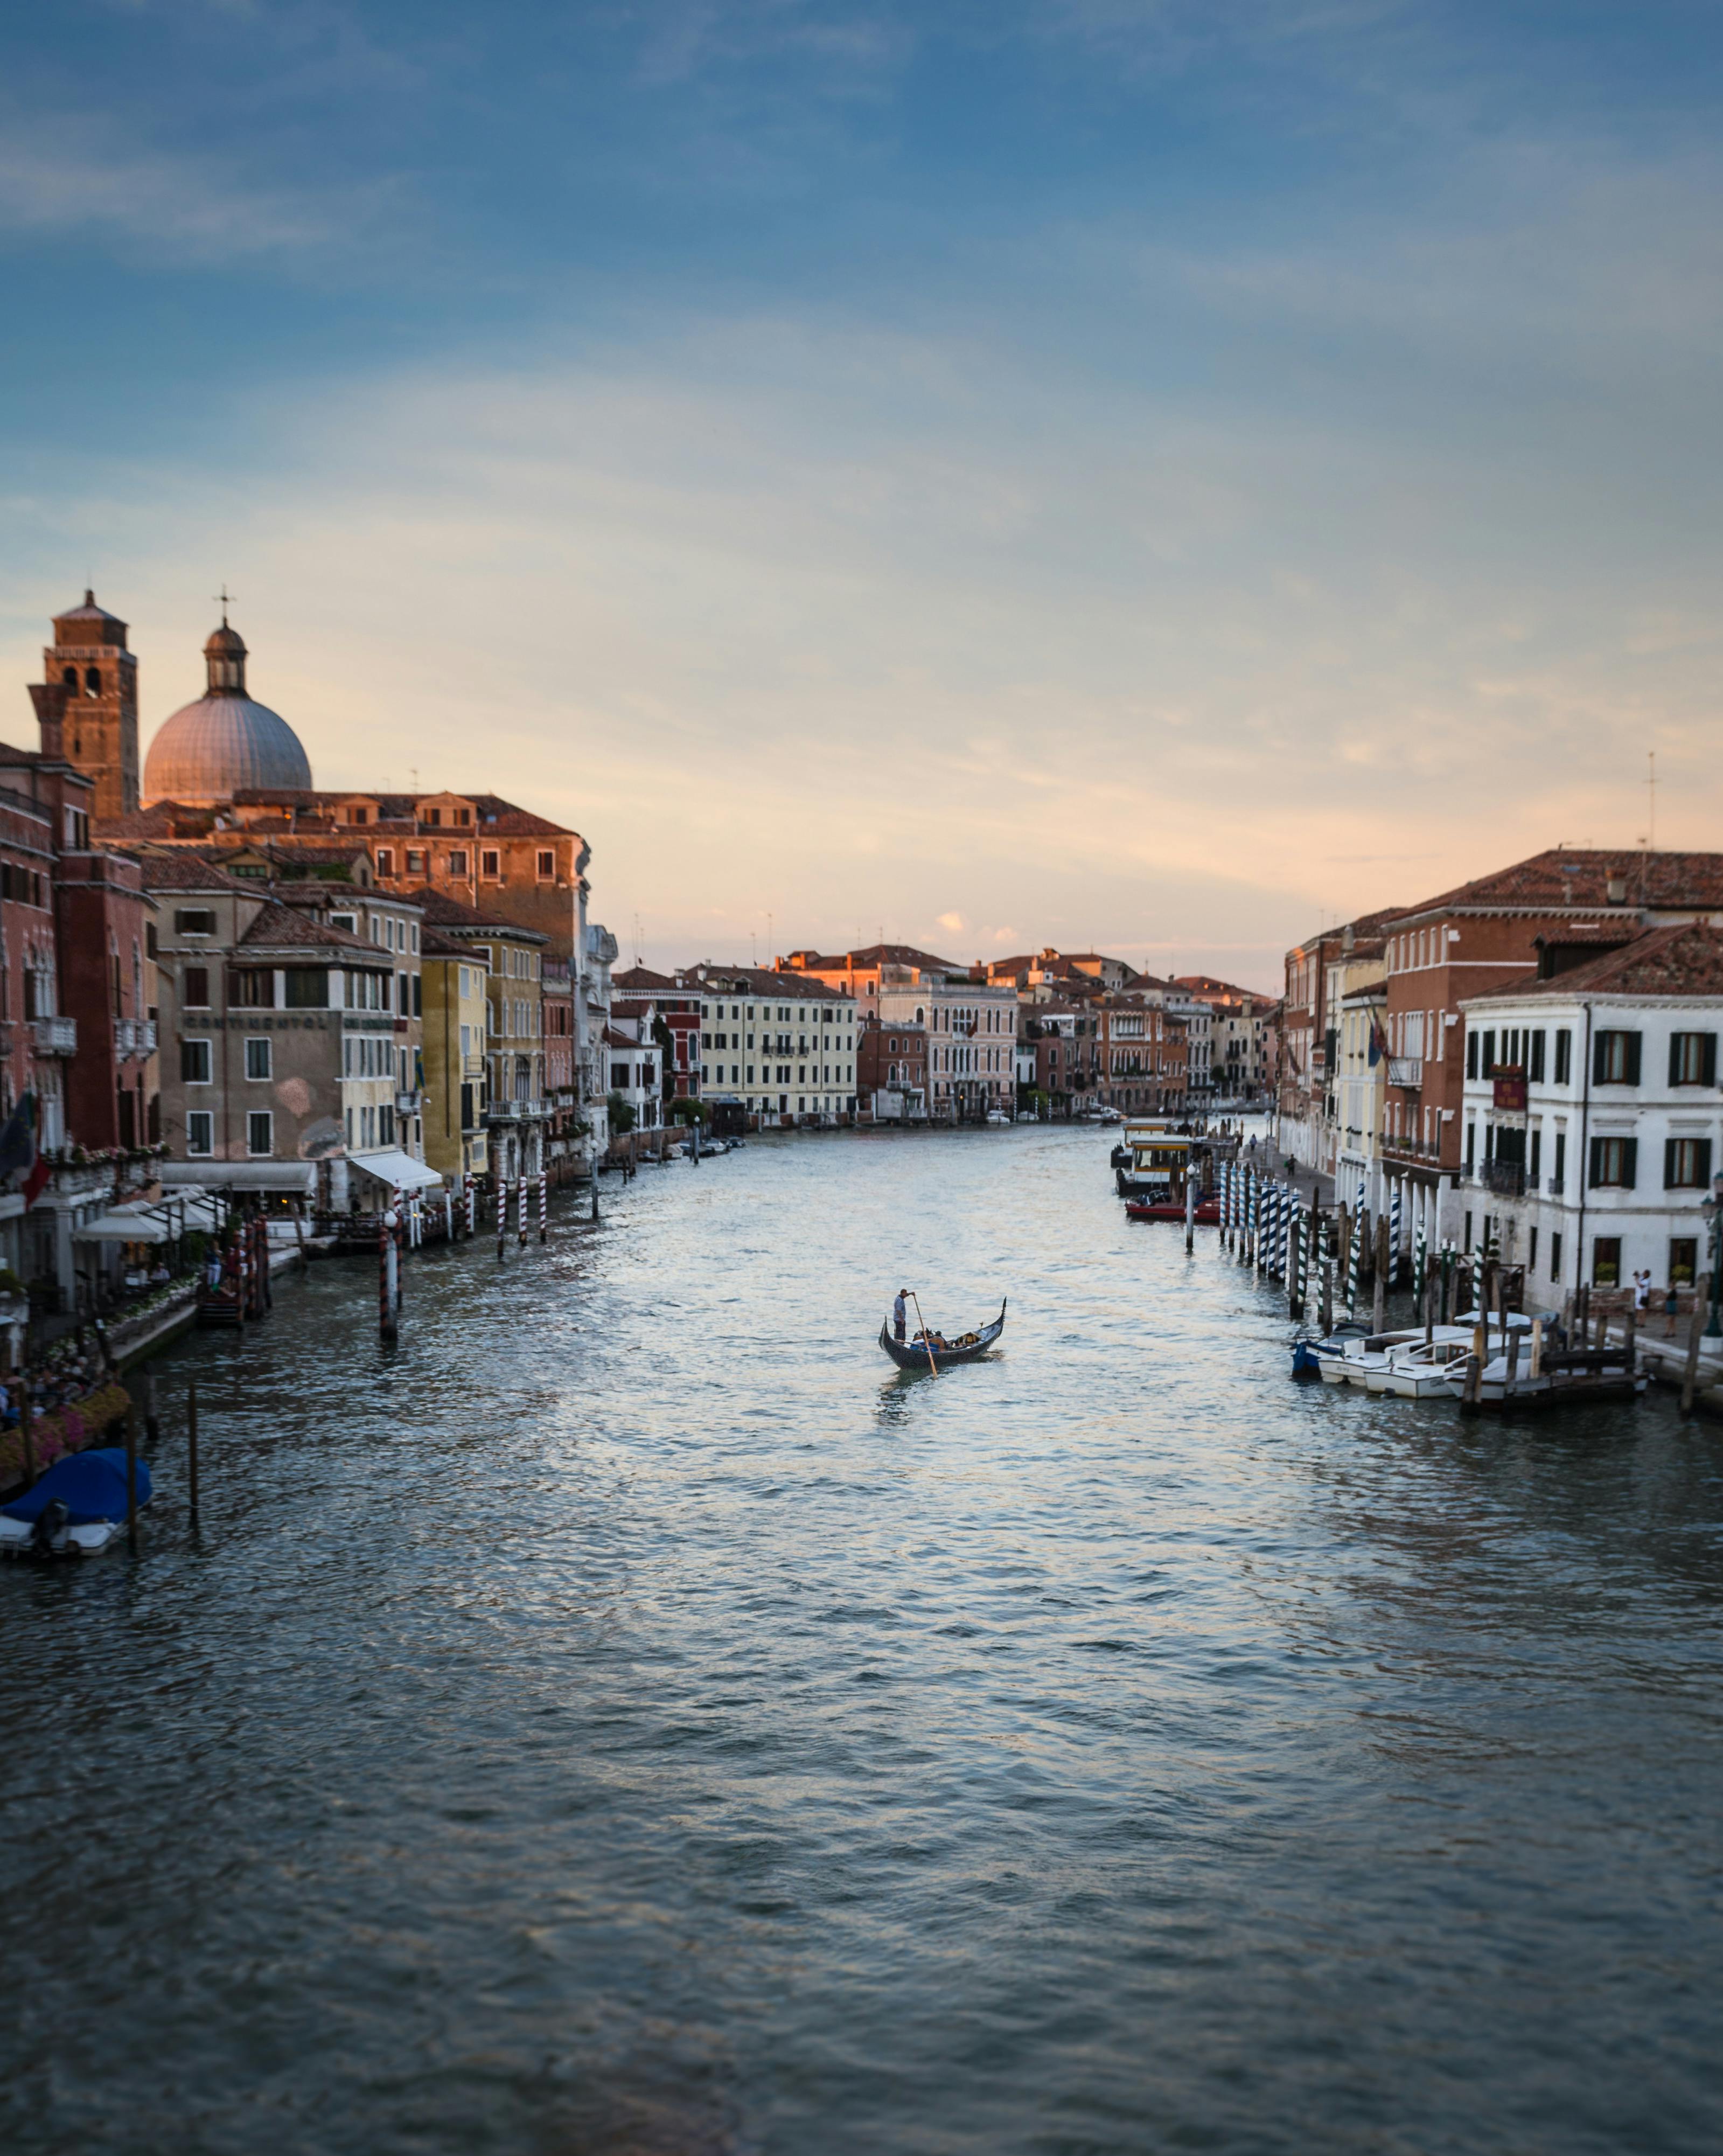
left=1593, top=1032, right=1608, bottom=1085
left=1706, top=1036, right=1718, bottom=1087
left=1700, top=1138, right=1714, bottom=1187
left=1670, top=1034, right=1684, bottom=1087
left=1621, top=1137, right=1637, bottom=1189
left=1589, top=1135, right=1605, bottom=1187
left=1665, top=1137, right=1679, bottom=1189
left=1624, top=1033, right=1642, bottom=1086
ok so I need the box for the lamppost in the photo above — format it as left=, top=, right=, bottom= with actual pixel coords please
left=1701, top=1172, right=1723, bottom=1338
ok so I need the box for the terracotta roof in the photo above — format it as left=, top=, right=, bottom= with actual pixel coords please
left=780, top=943, right=961, bottom=976
left=1466, top=922, right=1723, bottom=1003
left=137, top=852, right=254, bottom=895
left=1288, top=907, right=1407, bottom=956
left=225, top=788, right=578, bottom=839
left=419, top=927, right=472, bottom=960
left=236, top=901, right=371, bottom=954
left=414, top=886, right=547, bottom=942
left=612, top=965, right=678, bottom=990
left=690, top=963, right=845, bottom=1001
left=1390, top=849, right=1723, bottom=924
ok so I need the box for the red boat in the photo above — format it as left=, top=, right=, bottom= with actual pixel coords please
left=1126, top=1196, right=1220, bottom=1224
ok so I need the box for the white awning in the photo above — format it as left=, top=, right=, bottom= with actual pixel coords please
left=158, top=1162, right=317, bottom=1195
left=348, top=1149, right=443, bottom=1191
left=74, top=1212, right=171, bottom=1244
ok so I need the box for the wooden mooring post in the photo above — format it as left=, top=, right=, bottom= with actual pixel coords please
left=141, top=1365, right=160, bottom=1447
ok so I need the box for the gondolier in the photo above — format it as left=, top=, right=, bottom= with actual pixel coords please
left=892, top=1288, right=909, bottom=1343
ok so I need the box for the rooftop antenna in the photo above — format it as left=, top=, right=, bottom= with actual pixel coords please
left=1647, top=751, right=1657, bottom=851
left=633, top=912, right=644, bottom=968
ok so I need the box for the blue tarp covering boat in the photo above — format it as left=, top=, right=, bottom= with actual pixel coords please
left=2, top=1448, right=150, bottom=1522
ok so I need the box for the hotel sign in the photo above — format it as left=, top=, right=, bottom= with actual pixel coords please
left=1492, top=1065, right=1526, bottom=1113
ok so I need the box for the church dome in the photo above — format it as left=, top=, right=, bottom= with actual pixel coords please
left=142, top=613, right=313, bottom=806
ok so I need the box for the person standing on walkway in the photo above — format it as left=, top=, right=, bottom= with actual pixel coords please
left=1664, top=1279, right=1680, bottom=1337
left=1634, top=1270, right=1651, bottom=1320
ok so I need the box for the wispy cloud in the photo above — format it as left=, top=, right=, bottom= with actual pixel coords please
left=0, top=114, right=388, bottom=259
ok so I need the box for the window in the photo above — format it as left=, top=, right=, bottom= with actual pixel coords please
left=1530, top=1126, right=1542, bottom=1180
left=175, top=908, right=215, bottom=936
left=481, top=849, right=501, bottom=880
left=1665, top=1137, right=1712, bottom=1188
left=1593, top=1237, right=1622, bottom=1288
left=1464, top=1119, right=1476, bottom=1174
left=183, top=965, right=210, bottom=1008
left=1551, top=1232, right=1562, bottom=1281
left=1553, top=1130, right=1566, bottom=1188
left=1529, top=1029, right=1546, bottom=1082
left=181, top=1038, right=212, bottom=1084
left=1466, top=1029, right=1479, bottom=1080
left=247, top=1111, right=273, bottom=1157
left=1670, top=1032, right=1717, bottom=1087
left=1554, top=1028, right=1572, bottom=1084
left=186, top=1110, right=213, bottom=1156
left=1589, top=1136, right=1637, bottom=1188
left=426, top=808, right=442, bottom=827
left=375, top=848, right=394, bottom=877
left=285, top=969, right=328, bottom=1009
left=1593, top=1030, right=1641, bottom=1085
left=403, top=849, right=425, bottom=874
left=331, top=912, right=357, bottom=934
left=350, top=806, right=369, bottom=825
left=1671, top=1237, right=1699, bottom=1286
left=245, top=1038, right=272, bottom=1081
left=1528, top=1225, right=1538, bottom=1271
left=536, top=850, right=555, bottom=880
left=448, top=850, right=469, bottom=875
left=231, top=967, right=275, bottom=1008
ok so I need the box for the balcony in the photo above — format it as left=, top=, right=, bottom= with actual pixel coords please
left=114, top=1018, right=158, bottom=1060
left=32, top=1016, right=76, bottom=1056
left=1546, top=1176, right=1565, bottom=1195
left=1480, top=1160, right=1526, bottom=1197
left=1386, top=1058, right=1422, bottom=1088
left=396, top=1090, right=421, bottom=1117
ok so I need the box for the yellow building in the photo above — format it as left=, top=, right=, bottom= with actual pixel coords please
left=418, top=891, right=548, bottom=1181
left=420, top=926, right=490, bottom=1180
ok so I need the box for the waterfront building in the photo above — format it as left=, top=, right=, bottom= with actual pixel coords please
left=414, top=891, right=548, bottom=1183
left=1331, top=941, right=1389, bottom=1211
left=1171, top=977, right=1280, bottom=1107
left=857, top=1016, right=927, bottom=1121
left=602, top=1020, right=662, bottom=1142
left=541, top=958, right=578, bottom=1164
left=610, top=966, right=703, bottom=1126
left=688, top=964, right=858, bottom=1127
left=1372, top=850, right=1723, bottom=1251
left=419, top=928, right=491, bottom=1182
left=1017, top=1003, right=1098, bottom=1114
left=93, top=596, right=603, bottom=1168
left=1276, top=907, right=1407, bottom=1178
left=1458, top=921, right=1723, bottom=1298
left=144, top=855, right=426, bottom=1213
left=1093, top=994, right=1188, bottom=1116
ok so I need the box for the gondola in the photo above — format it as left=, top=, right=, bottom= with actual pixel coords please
left=879, top=1299, right=1007, bottom=1370
left=1125, top=1197, right=1220, bottom=1223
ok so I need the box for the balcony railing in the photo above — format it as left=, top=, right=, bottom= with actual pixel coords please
left=395, top=1090, right=421, bottom=1117
left=113, top=1018, right=158, bottom=1060
left=32, top=1016, right=76, bottom=1056
left=1480, top=1160, right=1526, bottom=1197
left=1386, top=1058, right=1422, bottom=1088
left=1546, top=1176, right=1565, bottom=1195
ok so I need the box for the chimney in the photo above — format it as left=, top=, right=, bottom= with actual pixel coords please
left=29, top=681, right=68, bottom=761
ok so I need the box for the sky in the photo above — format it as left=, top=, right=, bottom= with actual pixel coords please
left=4, top=4, right=1723, bottom=992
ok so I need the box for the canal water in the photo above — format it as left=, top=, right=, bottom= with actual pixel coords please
left=4, top=1126, right=1722, bottom=2154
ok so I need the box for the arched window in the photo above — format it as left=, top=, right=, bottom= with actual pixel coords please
left=85, top=667, right=101, bottom=696
left=61, top=666, right=77, bottom=691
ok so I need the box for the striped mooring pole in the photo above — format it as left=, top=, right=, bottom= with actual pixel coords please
left=1347, top=1210, right=1364, bottom=1317
left=1390, top=1181, right=1403, bottom=1290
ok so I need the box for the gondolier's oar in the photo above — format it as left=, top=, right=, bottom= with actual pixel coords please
left=909, top=1291, right=939, bottom=1378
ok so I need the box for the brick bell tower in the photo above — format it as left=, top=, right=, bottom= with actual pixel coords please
left=43, top=590, right=139, bottom=819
